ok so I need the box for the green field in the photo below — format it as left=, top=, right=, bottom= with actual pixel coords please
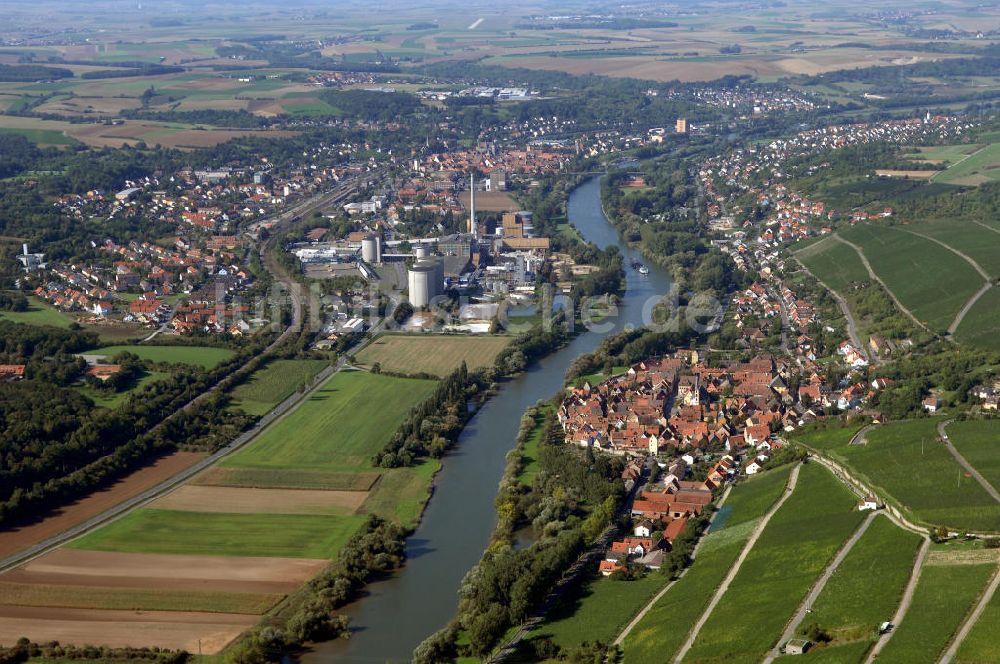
left=0, top=126, right=79, bottom=146
left=354, top=334, right=510, bottom=377
left=794, top=237, right=869, bottom=293
left=934, top=143, right=1000, bottom=186
left=836, top=420, right=1000, bottom=532
left=359, top=459, right=440, bottom=527
left=955, top=286, right=1000, bottom=351
left=0, top=296, right=73, bottom=328
left=911, top=219, right=1000, bottom=280
left=91, top=344, right=235, bottom=369
left=528, top=572, right=669, bottom=650
left=954, top=579, right=1000, bottom=664
left=684, top=463, right=865, bottom=664
left=518, top=406, right=551, bottom=486
left=227, top=358, right=329, bottom=415
left=622, top=465, right=793, bottom=663
left=0, top=581, right=279, bottom=615
left=221, top=370, right=437, bottom=476
left=946, top=420, right=1000, bottom=496
left=804, top=515, right=922, bottom=643
left=904, top=144, right=982, bottom=166
left=841, top=225, right=983, bottom=334
left=877, top=563, right=995, bottom=663
left=69, top=508, right=367, bottom=559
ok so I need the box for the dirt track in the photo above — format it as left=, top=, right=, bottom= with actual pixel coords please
left=151, top=485, right=369, bottom=515
left=0, top=605, right=256, bottom=653
left=0, top=452, right=204, bottom=559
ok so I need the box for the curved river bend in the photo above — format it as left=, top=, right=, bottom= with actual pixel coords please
left=306, top=176, right=672, bottom=662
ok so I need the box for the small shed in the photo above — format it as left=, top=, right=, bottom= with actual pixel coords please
left=785, top=639, right=812, bottom=655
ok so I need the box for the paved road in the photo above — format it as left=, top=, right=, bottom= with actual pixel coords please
left=832, top=234, right=934, bottom=337
left=864, top=537, right=931, bottom=664
left=612, top=484, right=734, bottom=647
left=792, top=242, right=873, bottom=364
left=764, top=511, right=878, bottom=663
left=939, top=562, right=1000, bottom=664
left=938, top=420, right=1000, bottom=504
left=672, top=463, right=802, bottom=663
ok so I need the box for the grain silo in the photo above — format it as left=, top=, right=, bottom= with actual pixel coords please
left=361, top=234, right=381, bottom=264
left=408, top=259, right=437, bottom=307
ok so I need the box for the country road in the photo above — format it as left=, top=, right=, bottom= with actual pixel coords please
left=937, top=420, right=1000, bottom=504
left=792, top=244, right=873, bottom=364
left=850, top=424, right=875, bottom=446
left=764, top=511, right=878, bottom=663
left=672, top=463, right=802, bottom=663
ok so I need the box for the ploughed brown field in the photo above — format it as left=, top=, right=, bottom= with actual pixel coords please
left=0, top=606, right=257, bottom=654
left=0, top=451, right=205, bottom=559
left=0, top=550, right=329, bottom=652
left=150, top=485, right=370, bottom=515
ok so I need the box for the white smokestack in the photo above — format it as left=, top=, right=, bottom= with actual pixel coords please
left=469, top=172, right=477, bottom=239
left=22, top=244, right=28, bottom=256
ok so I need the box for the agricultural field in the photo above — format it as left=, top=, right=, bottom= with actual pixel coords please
left=904, top=144, right=982, bottom=166
left=800, top=420, right=1000, bottom=532
left=954, top=286, right=1000, bottom=351
left=933, top=143, right=1000, bottom=186
left=794, top=237, right=869, bottom=293
left=68, top=509, right=367, bottom=559
left=840, top=224, right=984, bottom=334
left=226, top=358, right=329, bottom=415
left=354, top=334, right=510, bottom=377
left=945, top=420, right=1000, bottom=494
left=0, top=369, right=439, bottom=652
left=910, top=219, right=1000, bottom=280
left=621, top=465, right=793, bottom=663
left=954, top=582, right=1000, bottom=663
left=89, top=344, right=235, bottom=369
left=683, top=463, right=865, bottom=664
left=876, top=563, right=995, bottom=663
left=799, top=515, right=922, bottom=645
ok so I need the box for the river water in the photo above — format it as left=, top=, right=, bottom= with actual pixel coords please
left=305, top=176, right=672, bottom=663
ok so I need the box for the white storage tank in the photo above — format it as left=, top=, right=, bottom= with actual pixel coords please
left=408, top=260, right=437, bottom=307
left=361, top=233, right=381, bottom=264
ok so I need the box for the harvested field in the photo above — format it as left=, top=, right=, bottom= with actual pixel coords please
left=0, top=451, right=204, bottom=559
left=355, top=334, right=510, bottom=377
left=0, top=605, right=255, bottom=653
left=194, top=467, right=381, bottom=491
left=0, top=582, right=280, bottom=615
left=458, top=190, right=519, bottom=211
left=151, top=485, right=369, bottom=515
left=875, top=169, right=939, bottom=178
left=4, top=549, right=326, bottom=594
left=926, top=547, right=1000, bottom=566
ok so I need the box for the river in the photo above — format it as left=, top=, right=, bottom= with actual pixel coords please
left=305, top=176, right=672, bottom=663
